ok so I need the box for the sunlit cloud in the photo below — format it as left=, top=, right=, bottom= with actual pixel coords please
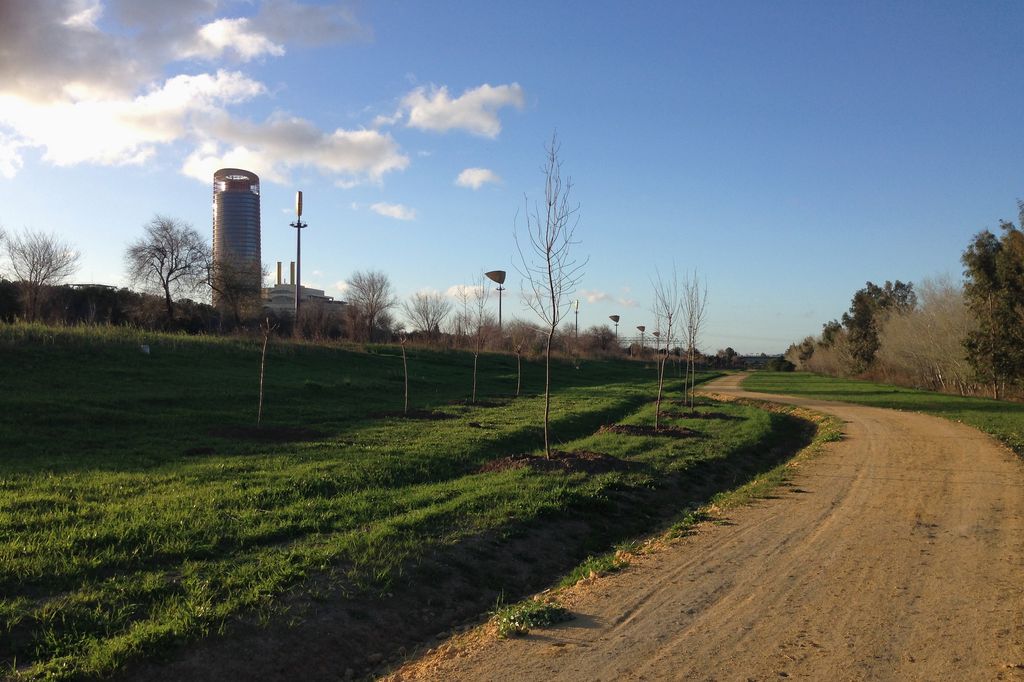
left=445, top=283, right=484, bottom=299
left=401, top=83, right=524, bottom=137
left=580, top=289, right=611, bottom=304
left=182, top=116, right=408, bottom=185
left=370, top=202, right=417, bottom=221
left=0, top=1, right=380, bottom=183
left=455, top=167, right=501, bottom=189
left=181, top=17, right=285, bottom=61
left=1, top=70, right=264, bottom=169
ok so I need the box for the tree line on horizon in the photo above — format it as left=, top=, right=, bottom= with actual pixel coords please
left=0, top=223, right=733, bottom=365
left=786, top=201, right=1024, bottom=400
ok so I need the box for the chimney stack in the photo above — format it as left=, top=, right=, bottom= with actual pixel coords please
left=276, top=261, right=282, bottom=286
left=290, top=261, right=295, bottom=286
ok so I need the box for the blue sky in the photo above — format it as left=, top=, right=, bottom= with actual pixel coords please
left=1, top=1, right=1022, bottom=352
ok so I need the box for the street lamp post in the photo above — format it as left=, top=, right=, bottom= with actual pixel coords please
left=609, top=315, right=620, bottom=346
left=484, top=270, right=507, bottom=330
left=290, top=191, right=307, bottom=321
left=637, top=325, right=646, bottom=356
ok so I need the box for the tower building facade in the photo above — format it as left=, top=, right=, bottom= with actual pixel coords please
left=212, top=168, right=261, bottom=307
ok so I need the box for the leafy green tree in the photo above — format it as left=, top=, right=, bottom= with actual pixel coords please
left=961, top=207, right=1024, bottom=399
left=840, top=280, right=916, bottom=373
left=766, top=356, right=796, bottom=372
left=819, top=320, right=842, bottom=348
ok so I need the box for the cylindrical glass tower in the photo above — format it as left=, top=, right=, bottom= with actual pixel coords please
left=212, top=168, right=261, bottom=307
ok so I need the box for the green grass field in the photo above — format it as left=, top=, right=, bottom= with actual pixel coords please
left=743, top=371, right=1024, bottom=454
left=1, top=324, right=817, bottom=679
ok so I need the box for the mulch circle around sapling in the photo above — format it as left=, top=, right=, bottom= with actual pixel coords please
left=207, top=425, right=324, bottom=442
left=599, top=423, right=700, bottom=438
left=479, top=450, right=632, bottom=475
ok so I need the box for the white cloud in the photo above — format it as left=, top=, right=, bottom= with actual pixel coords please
left=0, top=1, right=379, bottom=181
left=455, top=167, right=501, bottom=190
left=63, top=0, right=104, bottom=30
left=619, top=297, right=639, bottom=308
left=580, top=289, right=611, bottom=304
left=0, top=134, right=25, bottom=179
left=1, top=70, right=265, bottom=168
left=182, top=114, right=408, bottom=185
left=182, top=18, right=285, bottom=61
left=370, top=202, right=416, bottom=221
left=445, top=283, right=485, bottom=300
left=335, top=280, right=350, bottom=296
left=372, top=111, right=403, bottom=128
left=402, top=83, right=524, bottom=137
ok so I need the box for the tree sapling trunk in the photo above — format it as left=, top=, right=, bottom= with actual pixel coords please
left=400, top=336, right=409, bottom=414
left=257, top=317, right=274, bottom=427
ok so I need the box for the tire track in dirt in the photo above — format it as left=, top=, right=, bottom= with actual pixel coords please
left=389, top=374, right=1024, bottom=681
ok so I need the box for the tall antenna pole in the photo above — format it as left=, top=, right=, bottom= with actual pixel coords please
left=290, top=191, right=307, bottom=324
left=574, top=299, right=579, bottom=342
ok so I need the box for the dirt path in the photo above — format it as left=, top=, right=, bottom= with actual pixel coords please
left=389, top=374, right=1024, bottom=681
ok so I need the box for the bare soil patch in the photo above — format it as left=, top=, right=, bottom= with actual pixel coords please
left=477, top=450, right=633, bottom=475
left=598, top=424, right=700, bottom=438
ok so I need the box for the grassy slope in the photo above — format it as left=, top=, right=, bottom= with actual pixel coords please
left=1, top=325, right=807, bottom=679
left=743, top=371, right=1024, bottom=454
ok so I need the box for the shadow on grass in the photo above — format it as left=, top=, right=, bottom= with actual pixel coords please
left=0, top=394, right=656, bottom=599
left=124, top=411, right=815, bottom=682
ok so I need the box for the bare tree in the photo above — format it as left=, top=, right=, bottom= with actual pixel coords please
left=209, top=260, right=266, bottom=327
left=651, top=267, right=682, bottom=430
left=448, top=282, right=473, bottom=345
left=5, top=229, right=80, bottom=322
left=515, top=134, right=587, bottom=457
left=347, top=270, right=398, bottom=342
left=682, top=272, right=708, bottom=408
left=876, top=275, right=977, bottom=394
left=402, top=291, right=452, bottom=339
left=468, top=274, right=494, bottom=403
left=125, top=215, right=210, bottom=321
left=508, top=320, right=539, bottom=397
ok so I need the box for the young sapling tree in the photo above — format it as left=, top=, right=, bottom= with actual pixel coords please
left=515, top=134, right=587, bottom=457
left=399, top=335, right=409, bottom=414
left=651, top=267, right=682, bottom=431
left=257, top=316, right=277, bottom=427
left=682, top=272, right=708, bottom=408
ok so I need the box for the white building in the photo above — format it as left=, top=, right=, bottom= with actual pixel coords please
left=262, top=261, right=346, bottom=315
